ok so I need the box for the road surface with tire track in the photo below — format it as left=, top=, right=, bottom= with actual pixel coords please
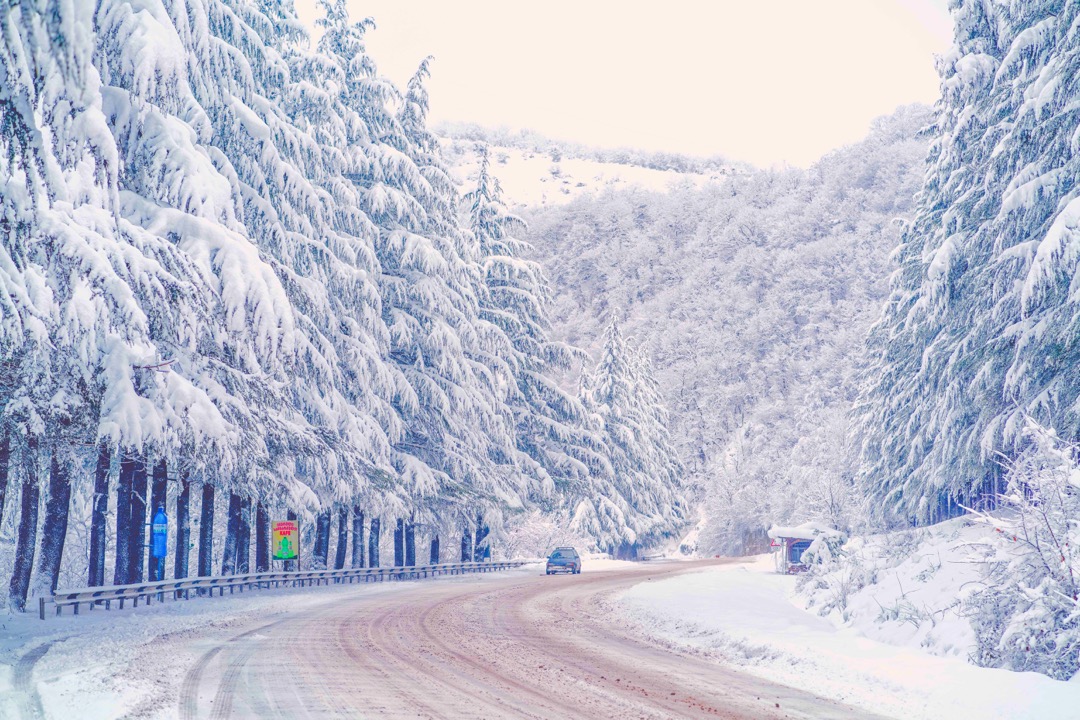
left=177, top=560, right=885, bottom=719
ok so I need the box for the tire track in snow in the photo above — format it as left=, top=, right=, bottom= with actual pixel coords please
left=207, top=645, right=255, bottom=720
left=12, top=641, right=53, bottom=720
left=178, top=620, right=283, bottom=720
left=171, top=563, right=886, bottom=719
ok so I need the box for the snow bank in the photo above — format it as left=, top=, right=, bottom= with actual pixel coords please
left=580, top=555, right=638, bottom=573
left=796, top=516, right=993, bottom=659
left=619, top=555, right=1080, bottom=720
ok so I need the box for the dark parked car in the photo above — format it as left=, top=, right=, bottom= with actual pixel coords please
left=546, top=547, right=581, bottom=575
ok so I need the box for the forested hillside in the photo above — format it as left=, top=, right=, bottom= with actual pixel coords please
left=0, top=0, right=682, bottom=610
left=523, top=106, right=932, bottom=554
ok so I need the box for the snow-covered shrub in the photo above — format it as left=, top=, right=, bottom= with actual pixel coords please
left=795, top=518, right=994, bottom=661
left=801, top=529, right=848, bottom=567
left=966, top=423, right=1080, bottom=680
left=798, top=535, right=874, bottom=618
left=799, top=527, right=934, bottom=619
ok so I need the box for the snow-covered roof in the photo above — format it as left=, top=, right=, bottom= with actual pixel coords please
left=767, top=522, right=842, bottom=541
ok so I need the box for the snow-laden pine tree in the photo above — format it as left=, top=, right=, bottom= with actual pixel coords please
left=0, top=0, right=116, bottom=608
left=465, top=145, right=609, bottom=504
left=320, top=4, right=522, bottom=533
left=94, top=0, right=289, bottom=467
left=577, top=319, right=684, bottom=556
left=2, top=0, right=245, bottom=603
left=1, top=0, right=703, bottom=598
left=857, top=0, right=1080, bottom=521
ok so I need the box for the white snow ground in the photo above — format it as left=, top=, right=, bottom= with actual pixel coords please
left=619, top=555, right=1080, bottom=720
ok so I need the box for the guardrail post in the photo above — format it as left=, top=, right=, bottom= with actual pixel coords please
left=39, top=597, right=45, bottom=620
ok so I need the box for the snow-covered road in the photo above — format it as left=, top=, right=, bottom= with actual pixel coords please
left=177, top=558, right=882, bottom=719
left=4, top=560, right=880, bottom=719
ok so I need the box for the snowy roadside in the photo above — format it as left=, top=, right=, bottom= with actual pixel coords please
left=0, top=564, right=539, bottom=720
left=618, top=557, right=1080, bottom=720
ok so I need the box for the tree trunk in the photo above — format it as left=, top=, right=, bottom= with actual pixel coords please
left=461, top=526, right=472, bottom=562
left=285, top=509, right=297, bottom=571
left=198, top=484, right=214, bottom=577
left=8, top=458, right=40, bottom=611
left=221, top=491, right=241, bottom=576
left=334, top=508, right=348, bottom=570
left=368, top=517, right=380, bottom=567
left=88, top=442, right=111, bottom=587
left=236, top=496, right=251, bottom=574
left=148, top=459, right=167, bottom=581
left=429, top=534, right=440, bottom=564
left=351, top=506, right=364, bottom=569
left=174, top=473, right=190, bottom=580
left=35, top=451, right=73, bottom=596
left=0, top=433, right=10, bottom=529
left=396, top=519, right=406, bottom=566
left=127, top=457, right=148, bottom=583
left=474, top=513, right=489, bottom=562
left=112, top=452, right=135, bottom=585
left=404, top=520, right=415, bottom=566
left=255, top=502, right=269, bottom=572
left=313, top=510, right=330, bottom=569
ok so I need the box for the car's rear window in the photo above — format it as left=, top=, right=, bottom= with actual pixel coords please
left=550, top=550, right=577, bottom=558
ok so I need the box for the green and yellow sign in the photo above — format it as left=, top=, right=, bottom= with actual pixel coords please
left=272, top=520, right=299, bottom=561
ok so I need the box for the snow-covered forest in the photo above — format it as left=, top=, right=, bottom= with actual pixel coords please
left=521, top=105, right=932, bottom=554
left=0, top=0, right=683, bottom=611
left=6, top=0, right=1080, bottom=686
left=465, top=0, right=1080, bottom=681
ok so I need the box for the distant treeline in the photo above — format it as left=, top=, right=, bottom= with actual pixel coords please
left=436, top=122, right=740, bottom=175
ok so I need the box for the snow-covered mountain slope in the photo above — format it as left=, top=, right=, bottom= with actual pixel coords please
left=506, top=105, right=933, bottom=555
left=439, top=127, right=740, bottom=207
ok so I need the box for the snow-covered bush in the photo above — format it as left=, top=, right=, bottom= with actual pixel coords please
left=800, top=527, right=945, bottom=618
left=966, top=423, right=1080, bottom=680
left=799, top=534, right=875, bottom=618
left=796, top=519, right=991, bottom=660
left=801, top=528, right=848, bottom=568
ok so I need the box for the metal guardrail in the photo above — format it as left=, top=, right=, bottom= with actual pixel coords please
left=41, top=561, right=524, bottom=620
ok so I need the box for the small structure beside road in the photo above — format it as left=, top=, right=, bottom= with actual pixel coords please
left=767, top=522, right=843, bottom=574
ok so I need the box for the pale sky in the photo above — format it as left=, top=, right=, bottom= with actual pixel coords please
left=294, top=1, right=953, bottom=168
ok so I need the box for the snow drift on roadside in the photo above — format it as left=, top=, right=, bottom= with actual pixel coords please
left=619, top=556, right=1080, bottom=720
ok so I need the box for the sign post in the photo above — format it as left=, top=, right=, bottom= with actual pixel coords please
left=272, top=520, right=299, bottom=570
left=151, top=507, right=168, bottom=582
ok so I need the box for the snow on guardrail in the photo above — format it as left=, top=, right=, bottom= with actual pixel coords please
left=41, top=561, right=526, bottom=620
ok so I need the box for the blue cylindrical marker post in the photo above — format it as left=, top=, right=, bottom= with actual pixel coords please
left=151, top=507, right=168, bottom=582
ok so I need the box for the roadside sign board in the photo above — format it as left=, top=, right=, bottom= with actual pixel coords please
left=272, top=520, right=299, bottom=561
